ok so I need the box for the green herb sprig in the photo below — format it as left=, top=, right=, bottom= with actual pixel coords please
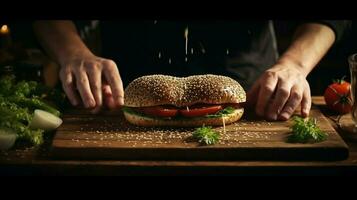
left=192, top=125, right=220, bottom=145
left=288, top=116, right=327, bottom=143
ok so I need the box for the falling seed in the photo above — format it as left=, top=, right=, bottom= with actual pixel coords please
left=184, top=26, right=189, bottom=56
left=226, top=49, right=230, bottom=55
left=154, top=20, right=158, bottom=24
left=168, top=58, right=172, bottom=64
left=199, top=42, right=206, bottom=54
left=191, top=48, right=194, bottom=55
left=158, top=51, right=162, bottom=59
left=185, top=57, right=188, bottom=62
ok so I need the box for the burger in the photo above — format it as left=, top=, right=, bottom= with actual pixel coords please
left=122, top=74, right=246, bottom=127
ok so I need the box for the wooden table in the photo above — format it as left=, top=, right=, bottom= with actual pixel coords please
left=1, top=96, right=357, bottom=176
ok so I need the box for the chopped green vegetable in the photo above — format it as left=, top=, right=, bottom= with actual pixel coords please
left=8, top=96, right=60, bottom=117
left=0, top=75, right=64, bottom=147
left=0, top=75, right=15, bottom=96
left=192, top=125, right=220, bottom=145
left=13, top=80, right=38, bottom=98
left=0, top=97, right=32, bottom=124
left=7, top=120, right=44, bottom=146
left=0, top=96, right=45, bottom=146
left=288, top=116, right=327, bottom=143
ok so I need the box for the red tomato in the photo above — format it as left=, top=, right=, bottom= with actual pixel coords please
left=324, top=78, right=352, bottom=114
left=179, top=105, right=223, bottom=117
left=139, top=106, right=178, bottom=117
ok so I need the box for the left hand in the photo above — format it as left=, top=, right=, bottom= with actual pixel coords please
left=247, top=61, right=311, bottom=121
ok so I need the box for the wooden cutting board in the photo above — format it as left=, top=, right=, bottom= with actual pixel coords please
left=51, top=107, right=349, bottom=161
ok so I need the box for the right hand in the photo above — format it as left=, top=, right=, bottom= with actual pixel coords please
left=59, top=52, right=124, bottom=111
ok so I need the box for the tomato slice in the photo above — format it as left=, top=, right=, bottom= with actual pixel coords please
left=136, top=103, right=241, bottom=118
left=179, top=105, right=223, bottom=117
left=139, top=106, right=179, bottom=117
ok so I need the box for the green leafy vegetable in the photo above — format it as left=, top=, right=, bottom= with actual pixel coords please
left=192, top=125, right=220, bottom=145
left=206, top=106, right=235, bottom=118
left=13, top=80, right=38, bottom=98
left=288, top=116, right=327, bottom=143
left=0, top=97, right=32, bottom=124
left=0, top=75, right=64, bottom=147
left=0, top=98, right=44, bottom=146
left=0, top=75, right=15, bottom=96
left=8, top=96, right=60, bottom=117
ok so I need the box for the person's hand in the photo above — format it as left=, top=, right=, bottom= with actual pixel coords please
left=247, top=60, right=311, bottom=121
left=59, top=52, right=124, bottom=111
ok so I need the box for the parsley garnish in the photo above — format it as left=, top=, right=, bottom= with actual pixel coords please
left=288, top=116, right=327, bottom=143
left=192, top=125, right=220, bottom=145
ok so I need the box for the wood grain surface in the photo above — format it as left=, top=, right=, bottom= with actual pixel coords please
left=51, top=107, right=349, bottom=161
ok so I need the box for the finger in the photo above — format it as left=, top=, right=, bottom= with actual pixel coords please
left=87, top=65, right=103, bottom=109
left=301, top=82, right=312, bottom=118
left=255, top=73, right=278, bottom=117
left=102, top=60, right=124, bottom=106
left=90, top=106, right=102, bottom=114
left=75, top=64, right=96, bottom=108
left=60, top=68, right=80, bottom=106
left=278, top=85, right=304, bottom=121
left=246, top=81, right=260, bottom=108
left=266, top=81, right=292, bottom=120
left=103, top=84, right=116, bottom=109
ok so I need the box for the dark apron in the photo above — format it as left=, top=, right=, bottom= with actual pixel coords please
left=100, top=20, right=278, bottom=91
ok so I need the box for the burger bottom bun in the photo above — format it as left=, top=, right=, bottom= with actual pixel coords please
left=123, top=108, right=244, bottom=127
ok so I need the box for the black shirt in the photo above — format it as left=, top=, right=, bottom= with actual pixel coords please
left=91, top=20, right=350, bottom=90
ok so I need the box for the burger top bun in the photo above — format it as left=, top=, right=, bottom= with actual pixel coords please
left=124, top=74, right=246, bottom=107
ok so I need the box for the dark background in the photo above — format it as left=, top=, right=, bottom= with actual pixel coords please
left=1, top=20, right=356, bottom=96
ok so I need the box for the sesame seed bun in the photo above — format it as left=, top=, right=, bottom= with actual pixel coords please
left=124, top=74, right=246, bottom=107
left=123, top=74, right=246, bottom=127
left=123, top=107, right=244, bottom=127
